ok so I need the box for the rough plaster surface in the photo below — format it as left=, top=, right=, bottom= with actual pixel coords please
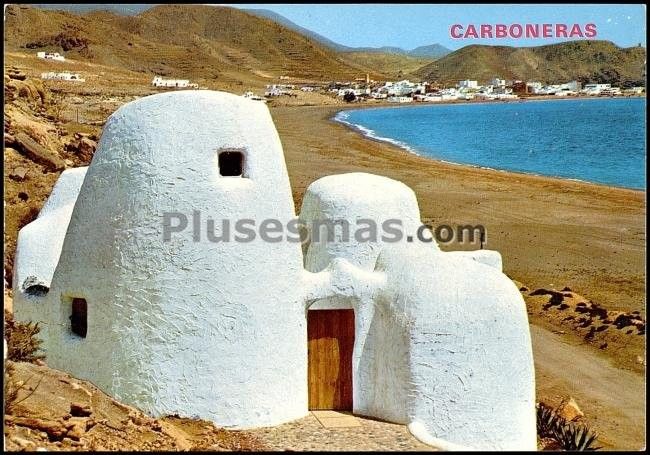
left=13, top=167, right=88, bottom=343
left=15, top=91, right=308, bottom=428
left=14, top=91, right=536, bottom=449
left=300, top=173, right=536, bottom=450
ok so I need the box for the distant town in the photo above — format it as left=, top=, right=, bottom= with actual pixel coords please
left=262, top=75, right=645, bottom=104
left=36, top=50, right=645, bottom=104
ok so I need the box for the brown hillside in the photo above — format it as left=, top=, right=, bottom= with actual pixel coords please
left=340, top=51, right=434, bottom=79
left=414, top=40, right=646, bottom=84
left=4, top=4, right=384, bottom=82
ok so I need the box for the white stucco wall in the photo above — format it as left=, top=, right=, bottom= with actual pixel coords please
left=15, top=91, right=309, bottom=428
left=376, top=244, right=536, bottom=450
left=299, top=173, right=431, bottom=422
left=13, top=167, right=88, bottom=343
left=299, top=173, right=536, bottom=450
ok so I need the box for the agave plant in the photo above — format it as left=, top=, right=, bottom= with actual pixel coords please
left=536, top=402, right=601, bottom=451
left=537, top=403, right=562, bottom=437
left=555, top=422, right=602, bottom=451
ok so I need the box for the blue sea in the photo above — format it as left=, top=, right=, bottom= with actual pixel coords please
left=335, top=98, right=646, bottom=190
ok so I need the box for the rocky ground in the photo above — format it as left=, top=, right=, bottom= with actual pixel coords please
left=4, top=361, right=266, bottom=451
left=518, top=282, right=646, bottom=372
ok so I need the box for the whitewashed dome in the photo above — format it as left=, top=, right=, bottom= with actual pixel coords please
left=16, top=91, right=307, bottom=428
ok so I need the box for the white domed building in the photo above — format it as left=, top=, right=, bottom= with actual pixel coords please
left=14, top=90, right=535, bottom=449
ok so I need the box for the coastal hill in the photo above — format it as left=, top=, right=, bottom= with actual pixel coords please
left=414, top=40, right=646, bottom=84
left=12, top=5, right=644, bottom=85
left=4, top=4, right=385, bottom=82
left=21, top=4, right=447, bottom=79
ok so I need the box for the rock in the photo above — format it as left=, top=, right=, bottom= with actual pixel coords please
left=78, top=137, right=97, bottom=160
left=558, top=397, right=584, bottom=421
left=8, top=70, right=27, bottom=81
left=13, top=132, right=65, bottom=171
left=66, top=136, right=97, bottom=162
left=70, top=402, right=92, bottom=417
left=5, top=78, right=47, bottom=104
left=10, top=417, right=67, bottom=440
left=9, top=166, right=28, bottom=181
left=10, top=436, right=35, bottom=448
left=65, top=422, right=86, bottom=441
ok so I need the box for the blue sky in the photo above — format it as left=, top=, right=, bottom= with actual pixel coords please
left=226, top=4, right=646, bottom=50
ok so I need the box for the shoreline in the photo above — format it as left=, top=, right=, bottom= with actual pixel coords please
left=330, top=98, right=646, bottom=194
left=271, top=104, right=645, bottom=320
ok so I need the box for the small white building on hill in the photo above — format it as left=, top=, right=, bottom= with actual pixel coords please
left=152, top=76, right=198, bottom=88
left=41, top=72, right=85, bottom=82
left=37, top=51, right=65, bottom=62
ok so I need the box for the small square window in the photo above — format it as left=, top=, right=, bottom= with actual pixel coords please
left=70, top=298, right=87, bottom=338
left=218, top=151, right=244, bottom=177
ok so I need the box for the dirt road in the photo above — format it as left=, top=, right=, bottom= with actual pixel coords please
left=531, top=324, right=646, bottom=450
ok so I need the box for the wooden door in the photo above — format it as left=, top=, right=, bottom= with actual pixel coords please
left=307, top=309, right=355, bottom=410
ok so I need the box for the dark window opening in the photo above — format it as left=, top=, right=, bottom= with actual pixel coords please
left=70, top=298, right=87, bottom=338
left=218, top=151, right=244, bottom=177
left=23, top=276, right=49, bottom=297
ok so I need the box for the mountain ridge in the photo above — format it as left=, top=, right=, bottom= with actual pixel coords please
left=415, top=40, right=646, bottom=84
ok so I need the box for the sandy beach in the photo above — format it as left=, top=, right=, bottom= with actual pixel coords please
left=272, top=104, right=646, bottom=354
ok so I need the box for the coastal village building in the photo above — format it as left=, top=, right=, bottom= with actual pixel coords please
left=387, top=95, right=413, bottom=103
left=14, top=90, right=536, bottom=450
left=582, top=83, right=612, bottom=95
left=458, top=79, right=478, bottom=89
left=242, top=91, right=266, bottom=102
left=36, top=51, right=65, bottom=62
left=40, top=71, right=85, bottom=82
left=526, top=81, right=543, bottom=93
left=490, top=77, right=506, bottom=88
left=151, top=75, right=198, bottom=88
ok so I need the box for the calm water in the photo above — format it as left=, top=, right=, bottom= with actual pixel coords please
left=336, top=98, right=646, bottom=189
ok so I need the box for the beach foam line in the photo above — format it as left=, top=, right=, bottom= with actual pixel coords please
left=333, top=111, right=420, bottom=155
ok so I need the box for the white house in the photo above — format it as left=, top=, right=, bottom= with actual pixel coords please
left=600, top=86, right=622, bottom=96
left=37, top=51, right=65, bottom=62
left=387, top=80, right=419, bottom=96
left=561, top=80, right=581, bottom=92
left=490, top=77, right=506, bottom=88
left=526, top=82, right=543, bottom=94
left=581, top=83, right=612, bottom=95
left=458, top=80, right=478, bottom=89
left=338, top=87, right=370, bottom=97
left=152, top=76, right=192, bottom=88
left=13, top=90, right=536, bottom=451
left=242, top=91, right=266, bottom=102
left=457, top=92, right=475, bottom=100
left=40, top=72, right=85, bottom=82
left=387, top=95, right=413, bottom=103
